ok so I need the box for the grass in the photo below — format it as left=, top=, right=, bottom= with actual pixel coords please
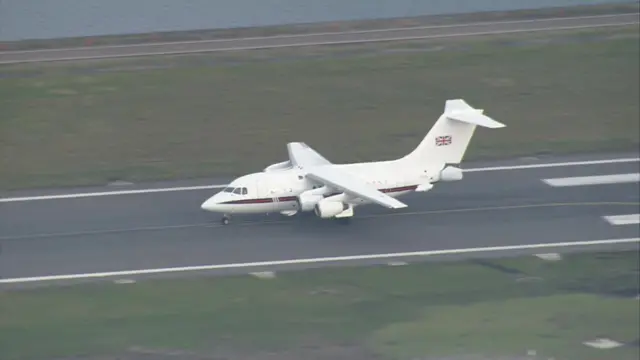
left=0, top=250, right=638, bottom=360
left=370, top=294, right=639, bottom=359
left=0, top=25, right=639, bottom=191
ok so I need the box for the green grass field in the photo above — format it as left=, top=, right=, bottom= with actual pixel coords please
left=1, top=25, right=638, bottom=190
left=0, top=250, right=638, bottom=360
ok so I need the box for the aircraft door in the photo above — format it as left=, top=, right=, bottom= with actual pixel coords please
left=257, top=175, right=278, bottom=212
left=269, top=184, right=289, bottom=210
left=247, top=177, right=259, bottom=202
left=271, top=188, right=279, bottom=208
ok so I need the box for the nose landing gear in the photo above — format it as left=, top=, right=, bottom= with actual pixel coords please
left=221, top=215, right=230, bottom=225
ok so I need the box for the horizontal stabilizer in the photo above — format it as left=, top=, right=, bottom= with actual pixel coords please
left=444, top=99, right=505, bottom=129
left=446, top=110, right=505, bottom=129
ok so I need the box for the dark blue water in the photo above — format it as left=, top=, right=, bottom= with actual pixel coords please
left=0, top=0, right=631, bottom=41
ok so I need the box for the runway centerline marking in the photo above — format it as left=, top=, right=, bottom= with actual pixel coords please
left=3, top=201, right=638, bottom=241
left=1, top=157, right=638, bottom=203
left=360, top=202, right=640, bottom=220
left=542, top=173, right=640, bottom=187
left=602, top=214, right=640, bottom=226
left=1, top=237, right=638, bottom=284
left=0, top=222, right=214, bottom=241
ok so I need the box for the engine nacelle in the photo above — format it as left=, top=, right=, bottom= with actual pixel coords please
left=297, top=192, right=324, bottom=212
left=415, top=182, right=434, bottom=192
left=438, top=166, right=464, bottom=182
left=263, top=160, right=291, bottom=172
left=297, top=186, right=332, bottom=211
left=314, top=199, right=349, bottom=219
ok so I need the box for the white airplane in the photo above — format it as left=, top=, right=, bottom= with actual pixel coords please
left=201, top=99, right=505, bottom=225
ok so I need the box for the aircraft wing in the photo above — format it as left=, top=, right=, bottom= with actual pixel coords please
left=305, top=166, right=408, bottom=209
left=287, top=142, right=332, bottom=169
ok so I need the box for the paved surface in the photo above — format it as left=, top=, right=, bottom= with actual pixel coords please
left=0, top=13, right=637, bottom=64
left=0, top=153, right=638, bottom=288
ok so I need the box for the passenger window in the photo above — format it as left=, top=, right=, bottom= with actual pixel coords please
left=233, top=187, right=242, bottom=195
left=242, top=187, right=248, bottom=195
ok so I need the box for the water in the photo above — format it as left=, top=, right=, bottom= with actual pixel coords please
left=0, top=0, right=631, bottom=41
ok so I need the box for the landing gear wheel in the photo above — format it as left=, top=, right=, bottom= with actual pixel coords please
left=221, top=216, right=230, bottom=225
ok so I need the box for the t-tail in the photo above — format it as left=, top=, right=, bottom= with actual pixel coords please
left=402, top=99, right=505, bottom=166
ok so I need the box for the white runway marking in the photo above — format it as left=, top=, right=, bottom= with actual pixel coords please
left=250, top=271, right=276, bottom=279
left=113, top=279, right=136, bottom=284
left=542, top=173, right=640, bottom=187
left=602, top=214, right=640, bottom=226
left=387, top=261, right=408, bottom=266
left=583, top=338, right=624, bottom=349
left=1, top=157, right=637, bottom=203
left=0, top=185, right=226, bottom=203
left=0, top=237, right=637, bottom=284
left=461, top=157, right=639, bottom=173
left=534, top=253, right=562, bottom=261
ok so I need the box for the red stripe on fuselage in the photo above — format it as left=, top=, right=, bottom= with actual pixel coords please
left=219, top=185, right=418, bottom=205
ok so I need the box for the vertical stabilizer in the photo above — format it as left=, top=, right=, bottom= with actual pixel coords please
left=402, top=99, right=505, bottom=165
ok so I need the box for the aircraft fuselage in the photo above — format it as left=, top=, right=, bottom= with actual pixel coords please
left=201, top=159, right=441, bottom=216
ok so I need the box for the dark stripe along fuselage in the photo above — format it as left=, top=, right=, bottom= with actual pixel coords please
left=219, top=185, right=418, bottom=205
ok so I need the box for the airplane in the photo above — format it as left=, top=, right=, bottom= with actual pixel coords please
left=201, top=98, right=505, bottom=225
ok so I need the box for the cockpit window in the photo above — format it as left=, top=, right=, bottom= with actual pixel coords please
left=222, top=186, right=248, bottom=195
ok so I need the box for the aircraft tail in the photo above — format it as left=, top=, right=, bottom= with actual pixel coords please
left=402, top=99, right=505, bottom=165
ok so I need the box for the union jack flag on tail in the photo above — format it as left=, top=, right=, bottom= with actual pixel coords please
left=435, top=135, right=452, bottom=146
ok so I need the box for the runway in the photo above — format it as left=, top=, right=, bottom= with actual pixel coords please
left=1, top=153, right=639, bottom=288
left=0, top=13, right=638, bottom=64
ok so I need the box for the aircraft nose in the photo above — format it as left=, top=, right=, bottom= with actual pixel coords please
left=201, top=195, right=222, bottom=212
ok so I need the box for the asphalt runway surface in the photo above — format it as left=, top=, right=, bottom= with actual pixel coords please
left=0, top=13, right=638, bottom=64
left=1, top=153, right=639, bottom=288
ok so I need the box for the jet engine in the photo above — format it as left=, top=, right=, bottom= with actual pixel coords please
left=314, top=199, right=349, bottom=218
left=297, top=191, right=324, bottom=212
left=435, top=166, right=464, bottom=182
left=297, top=186, right=332, bottom=211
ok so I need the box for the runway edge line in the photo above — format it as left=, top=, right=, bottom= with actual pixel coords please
left=1, top=237, right=638, bottom=284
